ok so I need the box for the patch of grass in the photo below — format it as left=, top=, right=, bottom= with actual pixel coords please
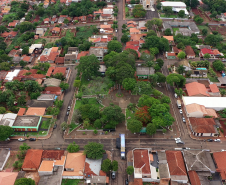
left=12, top=132, right=25, bottom=136
left=76, top=26, right=95, bottom=38
left=34, top=38, right=42, bottom=44
left=160, top=14, right=177, bottom=18
left=69, top=123, right=80, bottom=133
left=74, top=100, right=81, bottom=110
left=65, top=30, right=74, bottom=41
left=61, top=179, right=82, bottom=185
left=172, top=27, right=179, bottom=34
left=207, top=73, right=219, bottom=82
left=126, top=108, right=135, bottom=120
left=40, top=119, right=50, bottom=129
left=125, top=7, right=129, bottom=13
left=197, top=25, right=211, bottom=34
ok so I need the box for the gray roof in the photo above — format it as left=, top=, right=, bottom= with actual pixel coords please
left=182, top=150, right=216, bottom=172
left=67, top=47, right=78, bottom=53
left=26, top=100, right=54, bottom=108
left=13, top=56, right=22, bottom=63
left=88, top=176, right=107, bottom=184
left=95, top=43, right=108, bottom=47
left=196, top=45, right=211, bottom=50
left=43, top=78, right=61, bottom=87
left=162, top=21, right=200, bottom=33
left=159, top=163, right=170, bottom=179
left=176, top=28, right=194, bottom=36
left=39, top=166, right=63, bottom=185
left=89, top=48, right=104, bottom=57
left=158, top=151, right=167, bottom=164
left=0, top=148, right=10, bottom=170
left=36, top=28, right=44, bottom=35
left=64, top=54, right=77, bottom=60
left=218, top=77, right=226, bottom=84
left=13, top=116, right=41, bottom=127
left=37, top=94, right=55, bottom=101
left=85, top=158, right=102, bottom=176
left=136, top=67, right=154, bottom=76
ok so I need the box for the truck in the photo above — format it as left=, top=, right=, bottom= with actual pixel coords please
left=120, top=134, right=125, bottom=159
left=177, top=100, right=181, bottom=109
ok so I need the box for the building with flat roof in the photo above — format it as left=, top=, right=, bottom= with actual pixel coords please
left=89, top=48, right=104, bottom=62
left=182, top=96, right=226, bottom=111
left=43, top=78, right=61, bottom=87
left=26, top=100, right=54, bottom=108
left=37, top=94, right=56, bottom=101
left=13, top=116, right=42, bottom=131
left=0, top=113, right=17, bottom=127
left=161, top=1, right=188, bottom=15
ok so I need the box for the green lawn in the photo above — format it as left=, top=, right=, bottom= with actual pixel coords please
left=207, top=73, right=219, bottom=82
left=197, top=25, right=211, bottom=34
left=61, top=179, right=82, bottom=185
left=172, top=27, right=179, bottom=34
left=40, top=119, right=50, bottom=129
left=79, top=125, right=95, bottom=130
left=69, top=123, right=80, bottom=133
left=125, top=7, right=129, bottom=13
left=160, top=14, right=177, bottom=18
left=74, top=100, right=81, bottom=110
left=126, top=109, right=135, bottom=120
left=76, top=26, right=96, bottom=38
left=65, top=30, right=74, bottom=41
left=34, top=38, right=42, bottom=44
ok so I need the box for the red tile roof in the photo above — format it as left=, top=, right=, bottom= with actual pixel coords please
left=55, top=57, right=64, bottom=64
left=213, top=49, right=221, bottom=55
left=185, top=46, right=195, bottom=56
left=213, top=151, right=226, bottom=180
left=52, top=67, right=66, bottom=76
left=17, top=108, right=26, bottom=116
left=209, top=84, right=219, bottom=93
left=201, top=48, right=213, bottom=55
left=77, top=51, right=89, bottom=60
left=48, top=53, right=58, bottom=61
left=185, top=82, right=209, bottom=97
left=133, top=149, right=151, bottom=174
left=8, top=49, right=17, bottom=57
left=167, top=52, right=176, bottom=56
left=42, top=150, right=65, bottom=160
left=188, top=171, right=201, bottom=185
left=22, top=56, right=31, bottom=62
left=40, top=55, right=48, bottom=62
left=44, top=18, right=50, bottom=22
left=165, top=151, right=187, bottom=176
left=22, top=149, right=43, bottom=170
left=1, top=31, right=17, bottom=38
left=8, top=20, right=18, bottom=27
left=189, top=117, right=216, bottom=133
left=18, top=69, right=38, bottom=76
left=126, top=41, right=139, bottom=46
left=46, top=66, right=55, bottom=77
left=52, top=27, right=61, bottom=33
left=125, top=45, right=139, bottom=51
left=44, top=86, right=62, bottom=95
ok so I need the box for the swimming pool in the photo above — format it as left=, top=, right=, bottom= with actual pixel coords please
left=196, top=68, right=207, bottom=70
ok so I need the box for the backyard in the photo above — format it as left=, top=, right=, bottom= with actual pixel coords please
left=76, top=26, right=97, bottom=38
left=197, top=25, right=211, bottom=34
left=61, top=179, right=83, bottom=185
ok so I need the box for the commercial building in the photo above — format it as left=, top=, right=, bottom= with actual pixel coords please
left=161, top=1, right=188, bottom=15
left=13, top=116, right=42, bottom=132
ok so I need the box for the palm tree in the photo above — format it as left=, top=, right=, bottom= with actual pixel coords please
left=177, top=65, right=185, bottom=75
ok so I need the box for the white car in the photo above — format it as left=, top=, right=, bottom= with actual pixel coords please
left=156, top=82, right=161, bottom=87
left=221, top=149, right=226, bottom=152
left=115, top=29, right=118, bottom=33
left=214, top=139, right=221, bottom=142
left=174, top=93, right=178, bottom=98
left=182, top=117, right=186, bottom=123
left=18, top=138, right=26, bottom=142
left=175, top=138, right=181, bottom=141
left=179, top=109, right=183, bottom=114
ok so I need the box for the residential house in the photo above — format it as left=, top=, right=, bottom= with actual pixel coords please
left=55, top=57, right=65, bottom=65
left=22, top=56, right=33, bottom=63
left=4, top=69, right=20, bottom=82
left=126, top=41, right=139, bottom=47
left=8, top=20, right=19, bottom=27
left=77, top=51, right=89, bottom=63
left=12, top=116, right=42, bottom=132
left=185, top=46, right=195, bottom=59
left=0, top=172, right=18, bottom=185
left=185, top=103, right=218, bottom=118
left=0, top=113, right=17, bottom=128
left=62, top=152, right=86, bottom=179
left=199, top=48, right=214, bottom=58
left=166, top=52, right=176, bottom=59
left=127, top=21, right=137, bottom=28
left=213, top=151, right=226, bottom=182
left=133, top=149, right=159, bottom=182
left=100, top=14, right=113, bottom=21
left=36, top=28, right=46, bottom=37
left=189, top=117, right=218, bottom=137
left=44, top=18, right=50, bottom=24
left=43, top=86, right=62, bottom=96
left=103, top=7, right=113, bottom=15
left=1, top=31, right=17, bottom=38
left=94, top=9, right=103, bottom=16
left=64, top=47, right=78, bottom=64
left=130, top=28, right=140, bottom=35
left=183, top=150, right=217, bottom=185
left=29, top=44, right=44, bottom=55
left=213, top=49, right=223, bottom=58
left=22, top=149, right=43, bottom=171
left=165, top=150, right=188, bottom=183
left=51, top=15, right=58, bottom=24
left=183, top=96, right=226, bottom=111
left=89, top=47, right=104, bottom=62
left=172, top=46, right=180, bottom=55
left=157, top=151, right=170, bottom=179
left=196, top=45, right=211, bottom=50
left=79, top=16, right=87, bottom=22
left=58, top=15, right=67, bottom=23
left=46, top=66, right=67, bottom=77
left=44, top=0, right=50, bottom=8
left=163, top=36, right=174, bottom=45
left=26, top=100, right=54, bottom=108
left=17, top=108, right=26, bottom=116
left=100, top=25, right=113, bottom=34
left=0, top=148, right=10, bottom=171
left=43, top=78, right=61, bottom=87
left=25, top=107, right=46, bottom=116
left=52, top=27, right=61, bottom=34
left=185, top=82, right=221, bottom=97
left=37, top=94, right=56, bottom=101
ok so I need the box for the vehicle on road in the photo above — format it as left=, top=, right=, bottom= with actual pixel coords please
left=177, top=100, right=181, bottom=109
left=53, top=124, right=57, bottom=129
left=182, top=117, right=186, bottom=123
left=29, top=138, right=36, bottom=141
left=156, top=82, right=161, bottom=87
left=125, top=179, right=128, bottom=185
left=18, top=138, right=26, bottom=142
left=116, top=138, right=120, bottom=149
left=120, top=134, right=125, bottom=159
left=174, top=93, right=178, bottom=98
left=111, top=171, right=116, bottom=179
left=179, top=109, right=183, bottom=114
left=214, top=139, right=221, bottom=142
left=221, top=149, right=226, bottom=151
left=66, top=111, right=69, bottom=116
left=207, top=139, right=214, bottom=142
left=115, top=29, right=117, bottom=33
left=175, top=138, right=184, bottom=144
left=182, top=147, right=190, bottom=150
left=5, top=138, right=10, bottom=141
left=67, top=106, right=71, bottom=111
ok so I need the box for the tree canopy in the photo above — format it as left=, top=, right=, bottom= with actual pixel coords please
left=127, top=118, right=143, bottom=133
left=0, top=125, right=14, bottom=141
left=14, top=178, right=35, bottom=185
left=132, top=5, right=146, bottom=18
left=122, top=78, right=136, bottom=91
left=143, top=36, right=170, bottom=52
left=213, top=60, right=225, bottom=71
left=84, top=142, right=105, bottom=159
left=107, top=40, right=122, bottom=53
left=166, top=73, right=186, bottom=87
left=67, top=142, right=80, bottom=153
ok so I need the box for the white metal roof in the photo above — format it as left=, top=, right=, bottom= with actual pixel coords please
left=3, top=113, right=17, bottom=120
left=182, top=96, right=226, bottom=111
left=161, top=1, right=186, bottom=7
left=173, top=8, right=189, bottom=15
left=5, top=69, right=20, bottom=82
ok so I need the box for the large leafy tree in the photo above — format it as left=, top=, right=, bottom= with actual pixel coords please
left=60, top=82, right=69, bottom=91
left=67, top=142, right=80, bottom=153
left=156, top=72, right=166, bottom=83
left=213, top=60, right=225, bottom=71
left=115, top=62, right=135, bottom=84
left=138, top=95, right=160, bottom=107
left=135, top=106, right=151, bottom=124
left=84, top=142, right=105, bottom=159
left=177, top=51, right=186, bottom=60
left=127, top=118, right=143, bottom=133
left=77, top=54, right=100, bottom=80
left=14, top=178, right=35, bottom=185
left=144, top=36, right=169, bottom=52
left=146, top=123, right=157, bottom=136
left=112, top=160, right=118, bottom=171
left=122, top=78, right=136, bottom=91
left=79, top=104, right=100, bottom=121
left=166, top=73, right=186, bottom=87
left=0, top=125, right=14, bottom=141
left=107, top=40, right=122, bottom=53
left=133, top=81, right=153, bottom=95
left=126, top=166, right=134, bottom=175
left=101, top=159, right=112, bottom=172
left=132, top=5, right=146, bottom=18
